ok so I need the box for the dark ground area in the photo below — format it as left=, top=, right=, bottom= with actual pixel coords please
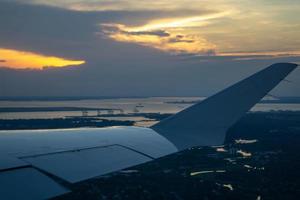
left=1, top=111, right=300, bottom=199
left=0, top=117, right=134, bottom=130
left=0, top=113, right=170, bottom=130
left=53, top=111, right=300, bottom=200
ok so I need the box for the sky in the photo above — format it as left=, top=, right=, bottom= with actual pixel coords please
left=0, top=0, right=299, bottom=97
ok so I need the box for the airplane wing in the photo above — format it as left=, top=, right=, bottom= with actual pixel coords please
left=152, top=62, right=298, bottom=149
left=0, top=63, right=297, bottom=199
left=0, top=127, right=177, bottom=199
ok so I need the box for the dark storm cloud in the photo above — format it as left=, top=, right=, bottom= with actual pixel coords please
left=0, top=60, right=6, bottom=62
left=168, top=35, right=195, bottom=43
left=101, top=24, right=170, bottom=37
left=0, top=1, right=216, bottom=59
left=122, top=30, right=170, bottom=37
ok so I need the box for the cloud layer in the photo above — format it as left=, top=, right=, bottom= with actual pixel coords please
left=0, top=1, right=299, bottom=97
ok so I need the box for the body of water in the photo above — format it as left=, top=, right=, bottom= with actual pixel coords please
left=0, top=97, right=299, bottom=120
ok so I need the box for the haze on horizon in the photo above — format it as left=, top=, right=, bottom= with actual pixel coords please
left=0, top=0, right=299, bottom=97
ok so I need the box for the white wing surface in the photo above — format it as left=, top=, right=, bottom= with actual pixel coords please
left=0, top=127, right=177, bottom=199
left=152, top=63, right=298, bottom=149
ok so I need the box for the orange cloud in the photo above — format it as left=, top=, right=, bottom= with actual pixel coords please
left=0, top=48, right=85, bottom=70
left=102, top=23, right=216, bottom=55
left=100, top=12, right=231, bottom=55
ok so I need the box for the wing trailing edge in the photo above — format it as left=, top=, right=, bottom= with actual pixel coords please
left=151, top=63, right=298, bottom=150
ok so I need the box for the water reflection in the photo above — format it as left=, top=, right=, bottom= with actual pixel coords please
left=223, top=184, right=234, bottom=191
left=237, top=150, right=252, bottom=157
left=216, top=147, right=228, bottom=152
left=0, top=97, right=300, bottom=120
left=235, top=139, right=258, bottom=144
left=190, top=170, right=226, bottom=176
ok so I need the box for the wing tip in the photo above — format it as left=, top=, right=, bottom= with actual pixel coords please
left=152, top=62, right=298, bottom=150
left=272, top=62, right=298, bottom=67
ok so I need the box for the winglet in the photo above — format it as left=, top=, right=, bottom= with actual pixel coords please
left=151, top=63, right=298, bottom=150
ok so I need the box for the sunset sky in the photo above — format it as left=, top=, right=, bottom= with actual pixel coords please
left=0, top=0, right=299, bottom=96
